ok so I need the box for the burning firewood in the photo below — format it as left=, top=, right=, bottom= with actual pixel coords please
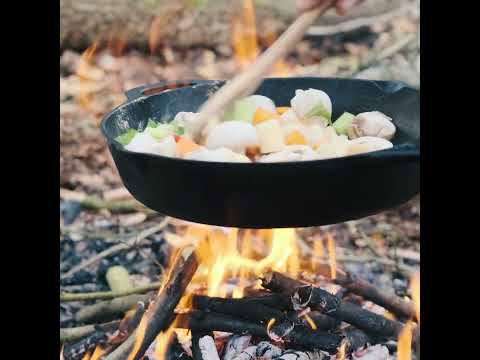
left=262, top=271, right=404, bottom=340
left=63, top=331, right=109, bottom=360
left=176, top=310, right=368, bottom=354
left=127, top=245, right=199, bottom=360
left=292, top=285, right=403, bottom=339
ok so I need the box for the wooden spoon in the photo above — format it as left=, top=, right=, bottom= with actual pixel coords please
left=197, top=0, right=335, bottom=124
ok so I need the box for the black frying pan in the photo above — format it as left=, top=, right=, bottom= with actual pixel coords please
left=101, top=77, right=420, bottom=228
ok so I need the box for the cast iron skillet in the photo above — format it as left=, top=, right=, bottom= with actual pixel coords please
left=101, top=77, right=420, bottom=228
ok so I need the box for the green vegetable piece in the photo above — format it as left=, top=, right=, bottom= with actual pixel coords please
left=223, top=98, right=258, bottom=123
left=115, top=129, right=137, bottom=145
left=146, top=123, right=174, bottom=140
left=305, top=103, right=332, bottom=124
left=333, top=112, right=355, bottom=135
left=175, top=125, right=185, bottom=135
left=147, top=119, right=158, bottom=128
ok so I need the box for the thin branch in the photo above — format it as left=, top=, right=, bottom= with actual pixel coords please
left=60, top=217, right=170, bottom=280
left=306, top=2, right=417, bottom=36
left=60, top=282, right=162, bottom=302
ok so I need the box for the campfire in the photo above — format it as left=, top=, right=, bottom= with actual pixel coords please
left=60, top=1, right=420, bottom=360
left=61, top=224, right=420, bottom=360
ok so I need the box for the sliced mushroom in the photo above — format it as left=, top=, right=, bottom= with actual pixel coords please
left=184, top=147, right=251, bottom=162
left=258, top=145, right=318, bottom=162
left=347, top=111, right=396, bottom=140
left=347, top=136, right=394, bottom=155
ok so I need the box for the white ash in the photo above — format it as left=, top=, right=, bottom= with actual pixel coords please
left=352, top=345, right=389, bottom=360
left=231, top=345, right=258, bottom=360
left=274, top=350, right=327, bottom=360
left=255, top=341, right=283, bottom=359
left=199, top=335, right=221, bottom=360
left=223, top=335, right=252, bottom=360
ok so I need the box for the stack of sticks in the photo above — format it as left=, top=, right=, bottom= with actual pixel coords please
left=62, top=245, right=419, bottom=360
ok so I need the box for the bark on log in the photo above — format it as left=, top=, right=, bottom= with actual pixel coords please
left=60, top=0, right=410, bottom=51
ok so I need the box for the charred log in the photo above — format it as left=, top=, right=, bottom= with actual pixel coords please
left=334, top=273, right=415, bottom=319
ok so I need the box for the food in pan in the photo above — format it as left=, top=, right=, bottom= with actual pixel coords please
left=115, top=88, right=396, bottom=163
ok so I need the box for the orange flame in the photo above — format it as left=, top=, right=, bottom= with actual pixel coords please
left=127, top=315, right=148, bottom=360
left=80, top=351, right=92, bottom=360
left=326, top=232, right=337, bottom=280
left=76, top=41, right=100, bottom=111
left=232, top=0, right=259, bottom=70
left=231, top=0, right=294, bottom=76
left=154, top=322, right=177, bottom=360
left=397, top=321, right=413, bottom=360
left=267, top=318, right=276, bottom=332
left=411, top=273, right=420, bottom=324
left=189, top=226, right=299, bottom=297
left=304, top=314, right=318, bottom=330
left=312, top=237, right=325, bottom=270
left=90, top=346, right=105, bottom=360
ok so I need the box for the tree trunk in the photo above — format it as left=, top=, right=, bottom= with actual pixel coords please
left=60, top=0, right=409, bottom=51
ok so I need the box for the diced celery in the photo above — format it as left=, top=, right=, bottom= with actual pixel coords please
left=305, top=103, right=331, bottom=123
left=223, top=98, right=258, bottom=123
left=115, top=129, right=137, bottom=145
left=333, top=112, right=355, bottom=135
left=146, top=123, right=174, bottom=140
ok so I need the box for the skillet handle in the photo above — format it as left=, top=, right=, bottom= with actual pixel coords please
left=125, top=80, right=212, bottom=101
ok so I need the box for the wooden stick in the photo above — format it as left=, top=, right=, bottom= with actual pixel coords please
left=61, top=284, right=160, bottom=302
left=128, top=245, right=199, bottom=360
left=197, top=1, right=334, bottom=123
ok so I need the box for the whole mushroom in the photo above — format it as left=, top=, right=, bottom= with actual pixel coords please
left=205, top=121, right=259, bottom=153
left=290, top=88, right=332, bottom=122
left=347, top=111, right=396, bottom=140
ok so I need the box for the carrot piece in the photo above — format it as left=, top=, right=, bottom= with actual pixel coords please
left=276, top=107, right=291, bottom=115
left=253, top=108, right=278, bottom=125
left=176, top=136, right=201, bottom=157
left=285, top=130, right=307, bottom=145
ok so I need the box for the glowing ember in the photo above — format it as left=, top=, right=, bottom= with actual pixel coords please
left=336, top=341, right=347, bottom=360
left=304, top=314, right=318, bottom=330
left=411, top=273, right=420, bottom=324
left=326, top=232, right=337, bottom=280
left=397, top=321, right=413, bottom=360
left=267, top=318, right=277, bottom=332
